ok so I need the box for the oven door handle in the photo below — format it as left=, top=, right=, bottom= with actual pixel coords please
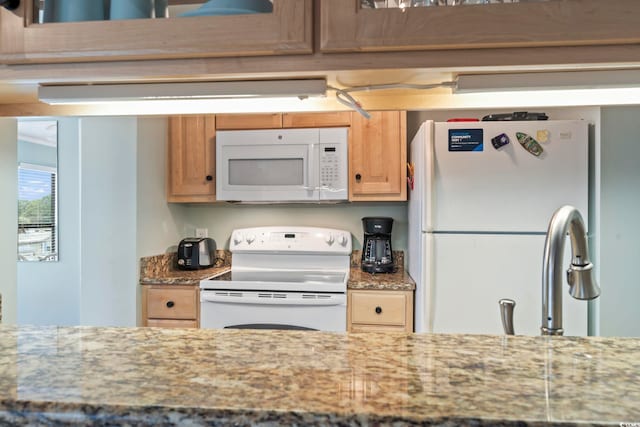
left=201, top=292, right=345, bottom=306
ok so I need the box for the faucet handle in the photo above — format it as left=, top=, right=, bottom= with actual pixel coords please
left=499, top=299, right=516, bottom=335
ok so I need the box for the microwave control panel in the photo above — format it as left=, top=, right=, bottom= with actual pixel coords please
left=319, top=144, right=343, bottom=189
left=318, top=127, right=348, bottom=200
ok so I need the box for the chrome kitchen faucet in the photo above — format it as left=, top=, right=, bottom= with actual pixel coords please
left=540, top=205, right=600, bottom=335
left=499, top=205, right=600, bottom=336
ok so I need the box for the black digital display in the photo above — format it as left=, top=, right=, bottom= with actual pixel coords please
left=284, top=233, right=296, bottom=238
left=324, top=147, right=336, bottom=152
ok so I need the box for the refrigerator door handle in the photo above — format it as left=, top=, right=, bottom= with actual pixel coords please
left=426, top=232, right=436, bottom=332
left=425, top=121, right=435, bottom=232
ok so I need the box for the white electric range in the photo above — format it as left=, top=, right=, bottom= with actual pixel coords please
left=200, top=226, right=352, bottom=331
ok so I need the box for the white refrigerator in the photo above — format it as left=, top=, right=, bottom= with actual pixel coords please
left=408, top=120, right=590, bottom=335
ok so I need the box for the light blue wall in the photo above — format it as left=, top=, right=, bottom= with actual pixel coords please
left=0, top=119, right=17, bottom=324
left=599, top=106, right=640, bottom=337
left=79, top=117, right=138, bottom=327
left=16, top=116, right=189, bottom=327
left=17, top=118, right=81, bottom=326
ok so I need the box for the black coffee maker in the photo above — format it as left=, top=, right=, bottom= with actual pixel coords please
left=361, top=217, right=395, bottom=273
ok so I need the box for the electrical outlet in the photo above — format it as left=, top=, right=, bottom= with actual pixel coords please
left=195, top=228, right=208, bottom=238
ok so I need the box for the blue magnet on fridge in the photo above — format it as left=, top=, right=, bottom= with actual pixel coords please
left=491, top=133, right=510, bottom=150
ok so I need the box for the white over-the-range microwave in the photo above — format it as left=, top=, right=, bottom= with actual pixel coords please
left=216, top=127, right=348, bottom=202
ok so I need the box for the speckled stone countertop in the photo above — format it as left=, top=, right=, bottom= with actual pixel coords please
left=139, top=251, right=231, bottom=285
left=140, top=251, right=415, bottom=291
left=1, top=326, right=639, bottom=426
left=349, top=250, right=415, bottom=291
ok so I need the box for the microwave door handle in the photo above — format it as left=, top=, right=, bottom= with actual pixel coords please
left=304, top=143, right=319, bottom=192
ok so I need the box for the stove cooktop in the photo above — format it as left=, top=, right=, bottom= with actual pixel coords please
left=201, top=269, right=348, bottom=293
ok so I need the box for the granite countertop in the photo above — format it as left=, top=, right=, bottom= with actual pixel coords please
left=139, top=251, right=231, bottom=285
left=1, top=325, right=639, bottom=426
left=352, top=250, right=415, bottom=291
left=140, top=250, right=416, bottom=291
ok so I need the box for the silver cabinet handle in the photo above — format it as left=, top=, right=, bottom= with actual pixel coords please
left=499, top=299, right=516, bottom=335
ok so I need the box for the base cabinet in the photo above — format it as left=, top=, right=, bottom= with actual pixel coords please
left=347, top=289, right=413, bottom=332
left=141, top=285, right=199, bottom=328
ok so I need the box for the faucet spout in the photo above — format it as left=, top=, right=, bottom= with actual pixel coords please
left=542, top=206, right=600, bottom=336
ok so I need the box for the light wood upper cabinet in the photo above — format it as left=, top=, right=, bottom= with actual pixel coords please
left=282, top=112, right=351, bottom=128
left=166, top=111, right=408, bottom=203
left=320, top=0, right=640, bottom=53
left=216, top=113, right=282, bottom=130
left=350, top=111, right=406, bottom=202
left=216, top=112, right=352, bottom=130
left=167, top=115, right=216, bottom=203
left=0, top=0, right=312, bottom=64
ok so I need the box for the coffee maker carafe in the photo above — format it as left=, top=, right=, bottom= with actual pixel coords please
left=361, top=217, right=394, bottom=273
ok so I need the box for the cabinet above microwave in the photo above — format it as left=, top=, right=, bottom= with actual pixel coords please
left=216, top=128, right=348, bottom=203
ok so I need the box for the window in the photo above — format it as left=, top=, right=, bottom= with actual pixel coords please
left=18, top=164, right=57, bottom=261
left=17, top=120, right=58, bottom=262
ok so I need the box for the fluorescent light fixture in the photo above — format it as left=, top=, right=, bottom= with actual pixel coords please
left=38, top=79, right=327, bottom=105
left=455, top=70, right=640, bottom=93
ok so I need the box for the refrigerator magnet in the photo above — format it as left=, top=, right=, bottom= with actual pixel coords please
left=491, top=133, right=510, bottom=150
left=407, top=162, right=415, bottom=190
left=516, top=132, right=544, bottom=157
left=536, top=130, right=550, bottom=143
left=448, top=129, right=483, bottom=152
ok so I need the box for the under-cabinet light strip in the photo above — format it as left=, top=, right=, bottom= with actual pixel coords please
left=38, top=79, right=328, bottom=104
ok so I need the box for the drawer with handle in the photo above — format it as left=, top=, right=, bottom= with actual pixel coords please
left=348, top=289, right=413, bottom=332
left=145, top=286, right=198, bottom=321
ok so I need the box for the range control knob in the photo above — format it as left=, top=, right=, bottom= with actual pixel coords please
left=233, top=233, right=244, bottom=245
left=338, top=234, right=348, bottom=246
left=324, top=233, right=335, bottom=245
left=246, top=234, right=256, bottom=244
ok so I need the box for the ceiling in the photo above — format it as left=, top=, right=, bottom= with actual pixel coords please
left=17, top=119, right=57, bottom=146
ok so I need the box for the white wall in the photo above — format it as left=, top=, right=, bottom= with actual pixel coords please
left=79, top=117, right=137, bottom=327
left=599, top=106, right=640, bottom=337
left=0, top=119, right=17, bottom=324
left=17, top=118, right=81, bottom=326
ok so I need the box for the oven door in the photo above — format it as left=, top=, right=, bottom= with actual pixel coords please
left=216, top=129, right=320, bottom=202
left=200, top=290, right=346, bottom=332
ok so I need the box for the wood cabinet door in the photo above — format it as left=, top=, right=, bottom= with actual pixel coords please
left=320, top=0, right=640, bottom=53
left=282, top=112, right=351, bottom=128
left=167, top=115, right=216, bottom=203
left=0, top=0, right=312, bottom=64
left=216, top=114, right=282, bottom=130
left=350, top=111, right=406, bottom=201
